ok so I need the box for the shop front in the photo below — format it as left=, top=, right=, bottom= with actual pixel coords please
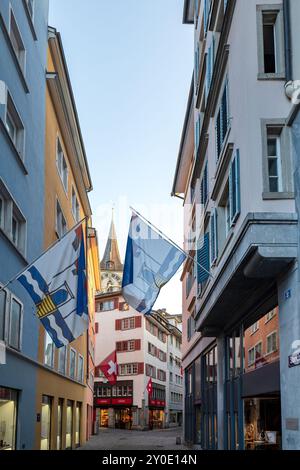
left=0, top=387, right=18, bottom=451
left=224, top=307, right=282, bottom=450
left=94, top=381, right=133, bottom=430
left=149, top=384, right=166, bottom=430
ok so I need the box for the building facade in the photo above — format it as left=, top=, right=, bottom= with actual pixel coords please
left=34, top=27, right=100, bottom=450
left=94, top=222, right=183, bottom=430
left=0, top=0, right=49, bottom=450
left=173, top=0, right=300, bottom=450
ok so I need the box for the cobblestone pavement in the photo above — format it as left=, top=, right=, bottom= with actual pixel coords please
left=79, top=427, right=189, bottom=450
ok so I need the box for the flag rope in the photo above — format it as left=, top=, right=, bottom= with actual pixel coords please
left=129, top=206, right=213, bottom=279
left=0, top=216, right=89, bottom=294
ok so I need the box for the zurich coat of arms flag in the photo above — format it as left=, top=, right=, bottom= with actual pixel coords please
left=17, top=224, right=88, bottom=348
left=122, top=213, right=186, bottom=315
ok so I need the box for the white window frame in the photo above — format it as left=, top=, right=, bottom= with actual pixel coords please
left=56, top=137, right=68, bottom=194
left=5, top=90, right=26, bottom=161
left=71, top=187, right=80, bottom=223
left=267, top=134, right=283, bottom=193
left=56, top=197, right=67, bottom=239
left=77, top=354, right=84, bottom=383
left=44, top=332, right=54, bottom=368
left=58, top=345, right=67, bottom=375
left=69, top=348, right=77, bottom=379
left=9, top=5, right=27, bottom=75
left=266, top=331, right=277, bottom=355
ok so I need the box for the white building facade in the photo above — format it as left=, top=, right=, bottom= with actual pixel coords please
left=173, top=0, right=300, bottom=450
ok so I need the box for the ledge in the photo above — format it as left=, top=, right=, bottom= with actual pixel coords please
left=0, top=14, right=30, bottom=94
left=211, top=141, right=234, bottom=201
left=262, top=191, right=294, bottom=200
left=0, top=118, right=28, bottom=175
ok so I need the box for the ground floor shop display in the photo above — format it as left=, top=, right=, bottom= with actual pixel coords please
left=0, top=387, right=17, bottom=450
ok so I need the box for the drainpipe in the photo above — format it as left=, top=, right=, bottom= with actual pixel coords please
left=283, top=0, right=295, bottom=98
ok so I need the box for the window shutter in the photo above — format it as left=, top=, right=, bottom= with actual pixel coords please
left=216, top=112, right=221, bottom=159
left=229, top=150, right=241, bottom=225
left=115, top=319, right=121, bottom=330
left=138, top=363, right=144, bottom=374
left=210, top=210, right=218, bottom=264
left=187, top=317, right=191, bottom=341
left=116, top=341, right=121, bottom=352
left=135, top=316, right=142, bottom=328
left=95, top=322, right=99, bottom=334
left=236, top=149, right=241, bottom=216
left=197, top=233, right=210, bottom=284
left=135, top=339, right=141, bottom=350
left=114, top=298, right=119, bottom=309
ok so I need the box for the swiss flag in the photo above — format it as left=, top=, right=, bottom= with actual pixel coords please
left=99, top=350, right=118, bottom=385
left=146, top=377, right=153, bottom=396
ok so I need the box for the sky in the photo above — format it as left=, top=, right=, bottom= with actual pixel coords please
left=49, top=0, right=194, bottom=314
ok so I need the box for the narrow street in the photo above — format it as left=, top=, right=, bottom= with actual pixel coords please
left=79, top=427, right=188, bottom=451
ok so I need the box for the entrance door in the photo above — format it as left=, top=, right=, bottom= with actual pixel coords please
left=115, top=408, right=132, bottom=429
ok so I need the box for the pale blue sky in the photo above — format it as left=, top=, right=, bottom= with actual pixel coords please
left=49, top=0, right=194, bottom=314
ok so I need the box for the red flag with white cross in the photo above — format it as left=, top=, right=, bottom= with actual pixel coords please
left=146, top=377, right=153, bottom=396
left=99, top=350, right=118, bottom=385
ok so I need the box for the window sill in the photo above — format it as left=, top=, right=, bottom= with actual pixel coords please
left=0, top=14, right=29, bottom=94
left=0, top=226, right=27, bottom=264
left=262, top=191, right=294, bottom=200
left=0, top=118, right=28, bottom=175
left=22, top=0, right=37, bottom=41
left=264, top=349, right=277, bottom=357
left=257, top=72, right=286, bottom=81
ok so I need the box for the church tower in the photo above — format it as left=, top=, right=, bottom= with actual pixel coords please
left=100, top=213, right=123, bottom=293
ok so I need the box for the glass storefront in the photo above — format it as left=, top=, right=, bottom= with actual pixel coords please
left=115, top=408, right=132, bottom=430
left=75, top=403, right=81, bottom=447
left=66, top=400, right=73, bottom=449
left=99, top=409, right=109, bottom=428
left=149, top=409, right=164, bottom=430
left=0, top=387, right=17, bottom=450
left=41, top=395, right=52, bottom=450
left=57, top=399, right=63, bottom=450
left=244, top=397, right=281, bottom=449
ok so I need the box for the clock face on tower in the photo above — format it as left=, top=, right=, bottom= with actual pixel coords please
left=101, top=271, right=122, bottom=293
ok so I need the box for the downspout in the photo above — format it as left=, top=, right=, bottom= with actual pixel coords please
left=283, top=0, right=294, bottom=97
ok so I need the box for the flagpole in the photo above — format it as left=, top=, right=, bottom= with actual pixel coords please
left=129, top=206, right=213, bottom=279
left=0, top=216, right=88, bottom=294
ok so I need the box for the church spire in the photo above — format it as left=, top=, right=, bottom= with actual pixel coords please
left=100, top=211, right=123, bottom=272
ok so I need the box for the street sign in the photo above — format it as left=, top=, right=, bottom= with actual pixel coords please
left=288, top=352, right=300, bottom=368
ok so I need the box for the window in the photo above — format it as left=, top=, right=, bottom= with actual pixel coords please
left=9, top=8, right=26, bottom=74
left=99, top=300, right=114, bottom=312
left=75, top=404, right=81, bottom=447
left=216, top=79, right=229, bottom=160
left=187, top=314, right=196, bottom=342
left=118, top=363, right=140, bottom=376
left=265, top=309, right=276, bottom=323
left=267, top=332, right=277, bottom=354
left=40, top=395, right=52, bottom=450
left=0, top=180, right=26, bottom=255
left=57, top=399, right=63, bottom=450
left=70, top=349, right=76, bottom=379
left=9, top=298, right=22, bottom=350
left=0, top=387, right=18, bottom=450
left=200, top=162, right=209, bottom=207
left=170, top=372, right=173, bottom=383
left=121, top=317, right=135, bottom=330
left=250, top=321, right=259, bottom=334
left=44, top=332, right=54, bottom=367
left=0, top=288, right=6, bottom=341
left=25, top=0, right=34, bottom=20
left=257, top=6, right=285, bottom=79
left=157, top=370, right=166, bottom=382
left=229, top=150, right=241, bottom=225
left=5, top=93, right=25, bottom=159
left=56, top=200, right=67, bottom=238
left=195, top=114, right=201, bottom=154
left=210, top=209, right=218, bottom=265
left=248, top=342, right=262, bottom=366
left=66, top=401, right=73, bottom=449
left=77, top=355, right=84, bottom=383
left=205, top=37, right=215, bottom=97
left=56, top=138, right=68, bottom=192
left=72, top=188, right=80, bottom=223
left=58, top=346, right=66, bottom=374
left=267, top=134, right=282, bottom=192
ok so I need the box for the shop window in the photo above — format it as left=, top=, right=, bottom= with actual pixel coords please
left=0, top=387, right=17, bottom=450
left=66, top=401, right=73, bottom=449
left=41, top=395, right=52, bottom=450
left=75, top=404, right=81, bottom=447
left=69, top=348, right=76, bottom=379
left=244, top=398, right=282, bottom=449
left=57, top=399, right=63, bottom=450
left=58, top=345, right=66, bottom=374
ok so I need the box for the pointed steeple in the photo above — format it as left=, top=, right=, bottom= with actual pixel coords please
left=100, top=211, right=123, bottom=272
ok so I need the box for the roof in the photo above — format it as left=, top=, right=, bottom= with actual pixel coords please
left=100, top=216, right=123, bottom=272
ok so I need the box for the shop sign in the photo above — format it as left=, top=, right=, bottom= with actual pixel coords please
left=288, top=352, right=300, bottom=368
left=96, top=398, right=111, bottom=405
left=111, top=398, right=133, bottom=406
left=149, top=399, right=165, bottom=407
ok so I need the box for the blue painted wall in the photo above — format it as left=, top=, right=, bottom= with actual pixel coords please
left=0, top=0, right=49, bottom=449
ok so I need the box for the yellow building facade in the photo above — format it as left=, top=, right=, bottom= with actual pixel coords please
left=35, top=27, right=100, bottom=450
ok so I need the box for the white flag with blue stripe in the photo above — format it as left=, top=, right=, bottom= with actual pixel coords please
left=122, top=213, right=186, bottom=314
left=17, top=224, right=88, bottom=348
